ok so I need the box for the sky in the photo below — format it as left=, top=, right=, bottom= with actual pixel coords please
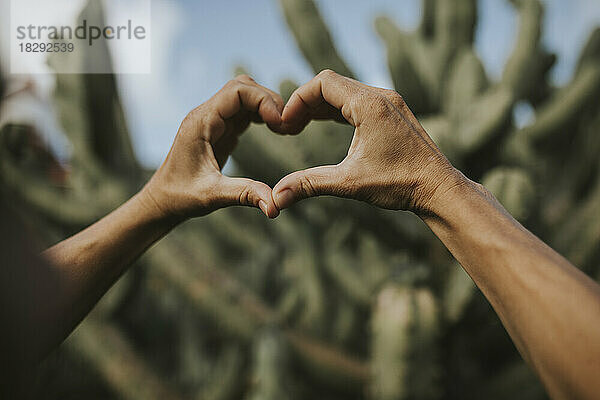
left=1, top=0, right=599, bottom=167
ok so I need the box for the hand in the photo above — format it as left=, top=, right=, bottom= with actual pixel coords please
left=273, top=70, right=464, bottom=215
left=142, top=75, right=283, bottom=220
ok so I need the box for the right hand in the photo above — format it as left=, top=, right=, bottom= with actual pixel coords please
left=142, top=75, right=284, bottom=221
left=273, top=69, right=464, bottom=215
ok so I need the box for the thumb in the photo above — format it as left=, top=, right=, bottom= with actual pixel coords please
left=218, top=176, right=280, bottom=218
left=272, top=165, right=344, bottom=210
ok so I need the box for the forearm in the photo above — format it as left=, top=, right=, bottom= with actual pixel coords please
left=421, top=171, right=600, bottom=400
left=0, top=77, right=281, bottom=370
left=39, top=189, right=178, bottom=358
left=269, top=70, right=600, bottom=398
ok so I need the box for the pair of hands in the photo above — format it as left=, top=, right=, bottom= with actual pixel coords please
left=143, top=70, right=461, bottom=222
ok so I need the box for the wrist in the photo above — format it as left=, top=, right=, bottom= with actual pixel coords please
left=135, top=184, right=186, bottom=227
left=414, top=166, right=474, bottom=220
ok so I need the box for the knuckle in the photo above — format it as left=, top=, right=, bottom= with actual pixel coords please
left=181, top=108, right=197, bottom=126
left=317, top=68, right=336, bottom=80
left=238, top=185, right=253, bottom=206
left=235, top=74, right=254, bottom=83
left=180, top=108, right=202, bottom=134
left=224, top=79, right=242, bottom=91
left=385, top=89, right=405, bottom=107
left=298, top=175, right=318, bottom=197
left=370, top=94, right=394, bottom=118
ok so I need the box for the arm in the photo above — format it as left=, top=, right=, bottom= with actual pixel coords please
left=273, top=69, right=600, bottom=400
left=4, top=75, right=283, bottom=368
left=423, top=174, right=600, bottom=400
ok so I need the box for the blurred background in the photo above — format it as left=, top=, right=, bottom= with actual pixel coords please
left=0, top=0, right=599, bottom=399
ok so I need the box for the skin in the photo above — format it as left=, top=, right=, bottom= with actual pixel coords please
left=0, top=76, right=283, bottom=378
left=1, top=71, right=598, bottom=399
left=273, top=70, right=600, bottom=400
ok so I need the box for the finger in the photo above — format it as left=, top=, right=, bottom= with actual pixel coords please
left=234, top=74, right=285, bottom=125
left=279, top=69, right=361, bottom=135
left=217, top=176, right=280, bottom=218
left=236, top=75, right=285, bottom=114
left=278, top=101, right=346, bottom=135
left=213, top=80, right=282, bottom=130
left=272, top=165, right=345, bottom=210
left=233, top=74, right=256, bottom=85
left=263, top=88, right=285, bottom=114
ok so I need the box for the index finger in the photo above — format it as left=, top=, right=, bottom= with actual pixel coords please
left=235, top=74, right=285, bottom=114
left=211, top=79, right=282, bottom=130
left=279, top=70, right=362, bottom=135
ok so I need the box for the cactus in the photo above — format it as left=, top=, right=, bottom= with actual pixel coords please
left=370, top=284, right=440, bottom=400
left=0, top=0, right=599, bottom=399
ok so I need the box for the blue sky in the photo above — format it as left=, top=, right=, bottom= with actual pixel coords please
left=110, top=0, right=600, bottom=166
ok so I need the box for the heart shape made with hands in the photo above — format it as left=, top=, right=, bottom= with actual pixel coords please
left=150, top=70, right=451, bottom=223
left=267, top=69, right=450, bottom=216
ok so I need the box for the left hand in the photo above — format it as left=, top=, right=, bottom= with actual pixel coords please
left=141, top=75, right=284, bottom=220
left=272, top=70, right=459, bottom=215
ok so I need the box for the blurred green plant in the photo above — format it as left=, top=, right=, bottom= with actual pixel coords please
left=1, top=0, right=599, bottom=399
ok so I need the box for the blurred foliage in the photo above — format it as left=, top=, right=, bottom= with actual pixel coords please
left=1, top=0, right=599, bottom=399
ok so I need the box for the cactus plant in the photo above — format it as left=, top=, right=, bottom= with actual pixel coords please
left=0, top=0, right=599, bottom=399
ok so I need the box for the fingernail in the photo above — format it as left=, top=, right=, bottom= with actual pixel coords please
left=275, top=189, right=294, bottom=210
left=258, top=200, right=269, bottom=216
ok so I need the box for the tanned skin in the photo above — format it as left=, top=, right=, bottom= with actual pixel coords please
left=1, top=71, right=598, bottom=399
left=1, top=75, right=283, bottom=380
left=273, top=70, right=600, bottom=400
